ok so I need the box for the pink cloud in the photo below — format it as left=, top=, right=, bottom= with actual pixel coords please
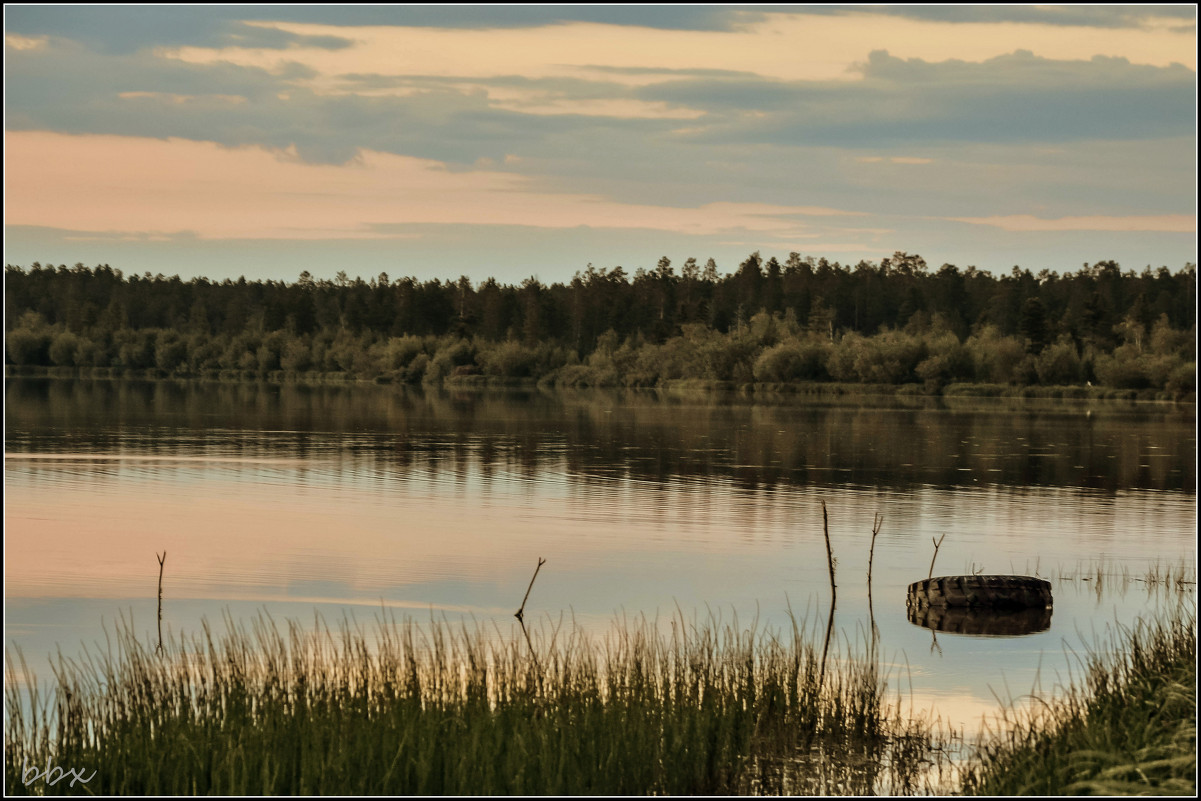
left=5, top=131, right=862, bottom=241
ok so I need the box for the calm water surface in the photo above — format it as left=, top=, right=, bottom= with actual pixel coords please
left=4, top=378, right=1196, bottom=733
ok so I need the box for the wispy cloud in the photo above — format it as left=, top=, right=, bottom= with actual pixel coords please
left=856, top=156, right=934, bottom=164
left=948, top=214, right=1195, bottom=233
left=118, top=91, right=249, bottom=105
left=659, top=50, right=1194, bottom=148
left=808, top=4, right=1196, bottom=31
left=5, top=33, right=47, bottom=51
left=5, top=132, right=866, bottom=242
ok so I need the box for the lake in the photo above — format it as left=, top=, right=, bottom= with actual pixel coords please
left=4, top=378, right=1196, bottom=735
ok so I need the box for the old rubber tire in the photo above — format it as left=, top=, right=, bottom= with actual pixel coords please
left=906, top=575, right=1052, bottom=610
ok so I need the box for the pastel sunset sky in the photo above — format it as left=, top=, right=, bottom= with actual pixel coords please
left=4, top=4, right=1197, bottom=283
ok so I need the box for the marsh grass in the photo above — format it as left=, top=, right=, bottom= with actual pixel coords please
left=5, top=608, right=948, bottom=796
left=1052, top=560, right=1197, bottom=604
left=1055, top=559, right=1196, bottom=586
left=960, top=608, right=1197, bottom=796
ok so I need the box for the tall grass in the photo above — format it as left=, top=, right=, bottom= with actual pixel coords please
left=960, top=608, right=1197, bottom=796
left=5, top=609, right=945, bottom=796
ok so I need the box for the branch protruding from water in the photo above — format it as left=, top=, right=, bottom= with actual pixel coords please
left=813, top=500, right=838, bottom=721
left=156, top=551, right=166, bottom=655
left=868, top=512, right=883, bottom=642
left=867, top=512, right=883, bottom=591
left=515, top=557, right=546, bottom=623
left=928, top=534, right=945, bottom=581
left=821, top=500, right=836, bottom=607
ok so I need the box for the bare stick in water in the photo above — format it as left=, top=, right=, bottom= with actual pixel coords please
left=813, top=499, right=838, bottom=716
left=515, top=557, right=546, bottom=622
left=816, top=601, right=835, bottom=703
left=867, top=512, right=883, bottom=641
left=821, top=500, right=836, bottom=606
left=517, top=616, right=542, bottom=674
left=155, top=551, right=166, bottom=655
left=867, top=513, right=883, bottom=589
left=811, top=598, right=836, bottom=750
left=928, top=534, right=946, bottom=580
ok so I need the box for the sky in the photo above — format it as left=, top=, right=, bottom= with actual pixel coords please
left=3, top=4, right=1197, bottom=284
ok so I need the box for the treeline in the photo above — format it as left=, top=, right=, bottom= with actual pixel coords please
left=4, top=253, right=1196, bottom=396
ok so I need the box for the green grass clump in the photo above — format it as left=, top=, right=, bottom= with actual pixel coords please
left=960, top=609, right=1197, bottom=796
left=5, top=610, right=941, bottom=796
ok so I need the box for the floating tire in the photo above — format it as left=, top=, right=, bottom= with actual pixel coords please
left=906, top=575, right=1052, bottom=611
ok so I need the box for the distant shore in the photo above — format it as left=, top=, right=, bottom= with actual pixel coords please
left=6, top=364, right=1194, bottom=404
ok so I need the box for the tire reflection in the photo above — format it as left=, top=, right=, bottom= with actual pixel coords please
left=907, top=604, right=1052, bottom=636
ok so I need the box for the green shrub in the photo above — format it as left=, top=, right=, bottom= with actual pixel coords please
left=155, top=331, right=189, bottom=372
left=1094, top=345, right=1151, bottom=390
left=382, top=335, right=425, bottom=370
left=1164, top=361, right=1196, bottom=396
left=1034, top=337, right=1083, bottom=385
left=6, top=327, right=52, bottom=366
left=478, top=340, right=539, bottom=378
left=966, top=326, right=1025, bottom=384
left=754, top=339, right=830, bottom=382
left=825, top=333, right=863, bottom=382
left=425, top=339, right=476, bottom=384
left=115, top=330, right=156, bottom=370
left=280, top=338, right=313, bottom=372
left=852, top=329, right=925, bottom=383
left=915, top=332, right=973, bottom=386
left=48, top=331, right=83, bottom=367
left=404, top=353, right=429, bottom=383
left=701, top=336, right=757, bottom=383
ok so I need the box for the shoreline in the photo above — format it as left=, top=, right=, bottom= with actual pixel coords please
left=5, top=365, right=1194, bottom=404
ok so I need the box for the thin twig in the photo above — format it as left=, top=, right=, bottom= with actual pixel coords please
left=813, top=499, right=838, bottom=733
left=867, top=512, right=882, bottom=590
left=810, top=600, right=836, bottom=750
left=156, top=551, right=166, bottom=655
left=868, top=512, right=883, bottom=643
left=517, top=616, right=542, bottom=674
left=514, top=557, right=546, bottom=622
left=821, top=500, right=836, bottom=607
left=928, top=534, right=945, bottom=581
left=817, top=603, right=835, bottom=692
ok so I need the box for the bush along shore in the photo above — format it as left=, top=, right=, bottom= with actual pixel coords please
left=5, top=610, right=948, bottom=796
left=960, top=609, right=1196, bottom=796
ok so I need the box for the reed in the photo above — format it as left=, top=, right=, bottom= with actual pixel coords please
left=960, top=607, right=1197, bottom=796
left=1052, top=558, right=1194, bottom=582
left=4, top=608, right=946, bottom=796
left=1053, top=559, right=1197, bottom=600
